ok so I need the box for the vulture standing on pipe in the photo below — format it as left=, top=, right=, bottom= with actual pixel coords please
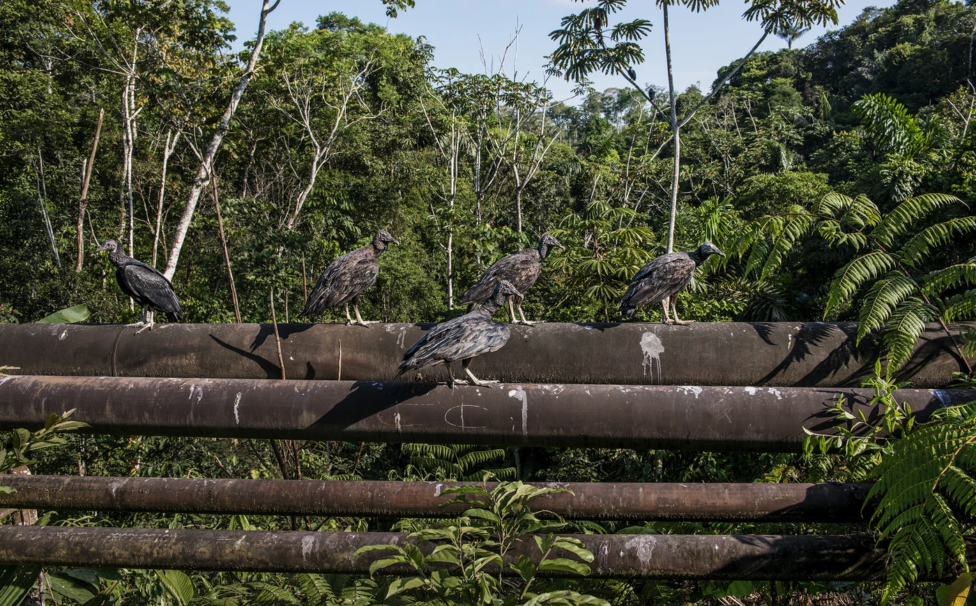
left=96, top=239, right=182, bottom=332
left=620, top=242, right=725, bottom=325
left=396, top=280, right=522, bottom=387
left=460, top=234, right=564, bottom=324
left=303, top=230, right=398, bottom=327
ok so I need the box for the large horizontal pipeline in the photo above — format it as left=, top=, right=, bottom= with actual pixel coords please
left=0, top=476, right=871, bottom=522
left=0, top=526, right=906, bottom=580
left=0, top=376, right=972, bottom=451
left=1, top=322, right=971, bottom=387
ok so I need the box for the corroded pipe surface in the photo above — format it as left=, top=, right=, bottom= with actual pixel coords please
left=0, top=526, right=899, bottom=580
left=0, top=322, right=971, bottom=387
left=0, top=476, right=871, bottom=522
left=0, top=376, right=971, bottom=451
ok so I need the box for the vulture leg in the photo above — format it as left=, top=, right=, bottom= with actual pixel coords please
left=516, top=297, right=539, bottom=325
left=350, top=296, right=377, bottom=327
left=661, top=298, right=674, bottom=325
left=344, top=304, right=353, bottom=324
left=672, top=294, right=695, bottom=326
left=446, top=364, right=463, bottom=389
left=463, top=358, right=497, bottom=387
left=135, top=308, right=154, bottom=334
left=507, top=297, right=518, bottom=324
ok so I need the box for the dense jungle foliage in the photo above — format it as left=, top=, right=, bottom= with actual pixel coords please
left=1, top=0, right=976, bottom=603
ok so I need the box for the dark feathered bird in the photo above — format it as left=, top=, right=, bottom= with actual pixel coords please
left=396, top=280, right=522, bottom=387
left=648, top=88, right=656, bottom=102
left=620, top=242, right=725, bottom=325
left=96, top=239, right=182, bottom=332
left=303, top=230, right=398, bottom=327
left=627, top=68, right=637, bottom=80
left=460, top=234, right=563, bottom=325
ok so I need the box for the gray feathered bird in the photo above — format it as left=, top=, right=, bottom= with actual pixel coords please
left=396, top=280, right=522, bottom=387
left=303, top=230, right=398, bottom=327
left=620, top=242, right=725, bottom=325
left=460, top=234, right=564, bottom=325
left=96, top=239, right=182, bottom=332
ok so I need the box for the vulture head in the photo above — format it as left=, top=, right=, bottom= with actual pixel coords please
left=95, top=240, right=121, bottom=254
left=372, top=230, right=400, bottom=251
left=538, top=233, right=565, bottom=259
left=698, top=241, right=726, bottom=260
left=491, top=280, right=523, bottom=306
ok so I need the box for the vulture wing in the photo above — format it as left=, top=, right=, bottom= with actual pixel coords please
left=620, top=253, right=696, bottom=310
left=397, top=315, right=510, bottom=376
left=460, top=249, right=540, bottom=305
left=303, top=247, right=378, bottom=316
left=121, top=261, right=182, bottom=320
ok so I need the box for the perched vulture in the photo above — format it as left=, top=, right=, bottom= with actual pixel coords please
left=620, top=242, right=725, bottom=325
left=303, top=230, right=398, bottom=327
left=396, top=280, right=522, bottom=387
left=96, top=239, right=182, bottom=332
left=460, top=234, right=564, bottom=324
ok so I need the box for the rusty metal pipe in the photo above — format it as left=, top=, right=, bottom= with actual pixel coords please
left=0, top=376, right=971, bottom=452
left=0, top=526, right=903, bottom=580
left=0, top=476, right=872, bottom=522
left=1, top=322, right=971, bottom=387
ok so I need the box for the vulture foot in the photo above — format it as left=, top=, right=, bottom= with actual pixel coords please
left=515, top=319, right=541, bottom=326
left=346, top=320, right=377, bottom=328
left=673, top=319, right=695, bottom=326
left=663, top=319, right=675, bottom=325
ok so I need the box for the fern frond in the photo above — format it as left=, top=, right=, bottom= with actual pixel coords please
left=761, top=213, right=815, bottom=280
left=857, top=275, right=918, bottom=344
left=922, top=263, right=976, bottom=296
left=813, top=192, right=854, bottom=217
left=899, top=217, right=976, bottom=268
left=940, top=290, right=976, bottom=323
left=872, top=193, right=962, bottom=247
left=867, top=404, right=976, bottom=605
left=825, top=251, right=897, bottom=317
left=882, top=298, right=938, bottom=372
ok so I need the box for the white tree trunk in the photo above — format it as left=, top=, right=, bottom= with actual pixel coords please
left=153, top=130, right=179, bottom=268
left=163, top=0, right=282, bottom=280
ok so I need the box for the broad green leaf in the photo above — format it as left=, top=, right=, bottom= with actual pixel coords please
left=0, top=565, right=41, bottom=606
left=537, top=558, right=591, bottom=576
left=47, top=573, right=96, bottom=604
left=386, top=576, right=425, bottom=598
left=36, top=305, right=90, bottom=324
left=156, top=570, right=195, bottom=606
left=939, top=573, right=973, bottom=606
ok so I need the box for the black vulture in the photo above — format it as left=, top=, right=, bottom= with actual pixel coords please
left=96, top=239, right=182, bottom=332
left=396, top=280, right=522, bottom=387
left=459, top=234, right=564, bottom=325
left=620, top=242, right=725, bottom=325
left=303, top=230, right=398, bottom=327
left=627, top=68, right=637, bottom=81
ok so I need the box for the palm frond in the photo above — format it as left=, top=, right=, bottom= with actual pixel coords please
left=857, top=274, right=918, bottom=344
left=825, top=251, right=897, bottom=318
left=899, top=217, right=976, bottom=268
left=872, top=193, right=962, bottom=247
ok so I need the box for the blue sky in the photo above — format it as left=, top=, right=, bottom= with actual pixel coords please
left=223, top=0, right=894, bottom=101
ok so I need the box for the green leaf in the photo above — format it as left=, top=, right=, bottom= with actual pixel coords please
left=47, top=573, right=96, bottom=604
left=537, top=558, right=591, bottom=576
left=0, top=566, right=41, bottom=606
left=938, top=573, right=973, bottom=606
left=386, top=577, right=425, bottom=598
left=726, top=581, right=755, bottom=597
left=510, top=554, right=536, bottom=583
left=156, top=570, right=195, bottom=606
left=36, top=305, right=90, bottom=324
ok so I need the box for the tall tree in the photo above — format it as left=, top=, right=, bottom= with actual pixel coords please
left=550, top=0, right=843, bottom=251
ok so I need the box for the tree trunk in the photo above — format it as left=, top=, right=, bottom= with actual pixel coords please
left=153, top=131, right=179, bottom=268
left=663, top=3, right=679, bottom=254
left=211, top=172, right=242, bottom=324
left=76, top=109, right=104, bottom=272
left=162, top=0, right=282, bottom=280
left=34, top=150, right=60, bottom=270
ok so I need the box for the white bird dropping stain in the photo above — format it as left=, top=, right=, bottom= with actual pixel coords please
left=640, top=332, right=664, bottom=379
left=394, top=412, right=402, bottom=433
left=59, top=330, right=68, bottom=341
left=509, top=389, right=528, bottom=440
left=301, top=535, right=315, bottom=560
left=233, top=393, right=242, bottom=425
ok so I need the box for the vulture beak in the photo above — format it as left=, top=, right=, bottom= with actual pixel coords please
left=719, top=251, right=727, bottom=258
left=391, top=237, right=400, bottom=246
left=95, top=242, right=110, bottom=253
